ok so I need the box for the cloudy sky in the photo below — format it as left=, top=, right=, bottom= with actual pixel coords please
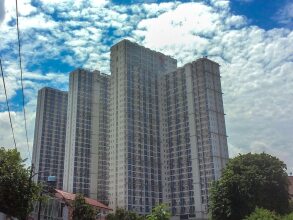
left=0, top=0, right=292, bottom=172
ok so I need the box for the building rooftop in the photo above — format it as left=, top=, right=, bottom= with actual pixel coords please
left=55, top=189, right=112, bottom=210
left=111, top=39, right=177, bottom=61
left=39, top=87, right=68, bottom=93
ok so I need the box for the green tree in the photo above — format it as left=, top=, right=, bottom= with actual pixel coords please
left=106, top=208, right=144, bottom=220
left=282, top=213, right=293, bottom=220
left=209, top=153, right=290, bottom=220
left=245, top=208, right=280, bottom=220
left=0, top=147, right=41, bottom=220
left=72, top=194, right=96, bottom=220
left=106, top=212, right=115, bottom=220
left=147, top=204, right=171, bottom=220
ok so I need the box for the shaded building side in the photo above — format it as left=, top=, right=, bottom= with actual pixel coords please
left=32, top=87, right=68, bottom=189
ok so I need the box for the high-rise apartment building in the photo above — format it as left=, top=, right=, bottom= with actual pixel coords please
left=63, top=69, right=110, bottom=203
left=107, top=40, right=228, bottom=219
left=108, top=40, right=177, bottom=213
left=160, top=60, right=228, bottom=219
left=33, top=39, right=228, bottom=219
left=32, top=87, right=68, bottom=189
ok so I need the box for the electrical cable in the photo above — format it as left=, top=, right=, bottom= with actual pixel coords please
left=0, top=58, right=17, bottom=149
left=15, top=0, right=32, bottom=163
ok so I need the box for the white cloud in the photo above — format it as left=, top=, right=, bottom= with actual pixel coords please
left=209, top=0, right=230, bottom=9
left=274, top=1, right=293, bottom=28
left=0, top=110, right=35, bottom=164
left=0, top=61, right=21, bottom=102
left=88, top=0, right=108, bottom=8
left=3, top=0, right=36, bottom=19
left=0, top=57, right=68, bottom=102
left=19, top=14, right=57, bottom=29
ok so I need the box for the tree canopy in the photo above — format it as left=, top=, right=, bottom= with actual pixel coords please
left=106, top=204, right=171, bottom=220
left=106, top=208, right=144, bottom=220
left=244, top=208, right=280, bottom=220
left=72, top=194, right=96, bottom=220
left=147, top=204, right=171, bottom=220
left=0, top=147, right=41, bottom=220
left=209, top=153, right=290, bottom=220
left=245, top=208, right=293, bottom=220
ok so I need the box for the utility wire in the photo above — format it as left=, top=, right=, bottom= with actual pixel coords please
left=0, top=59, right=17, bottom=149
left=15, top=0, right=31, bottom=163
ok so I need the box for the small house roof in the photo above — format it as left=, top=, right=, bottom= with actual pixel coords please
left=54, top=189, right=112, bottom=210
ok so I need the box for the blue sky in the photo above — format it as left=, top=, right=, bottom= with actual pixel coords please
left=231, top=0, right=292, bottom=29
left=0, top=0, right=293, bottom=171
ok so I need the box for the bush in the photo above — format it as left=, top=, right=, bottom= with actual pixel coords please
left=147, top=204, right=171, bottom=220
left=244, top=208, right=280, bottom=220
left=106, top=208, right=143, bottom=220
left=282, top=213, right=293, bottom=220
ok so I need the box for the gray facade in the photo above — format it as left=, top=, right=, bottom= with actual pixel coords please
left=63, top=69, right=109, bottom=204
left=160, top=59, right=229, bottom=219
left=108, top=40, right=177, bottom=213
left=32, top=87, right=68, bottom=189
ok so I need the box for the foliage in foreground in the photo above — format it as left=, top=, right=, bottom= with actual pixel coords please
left=282, top=213, right=293, bottom=220
left=147, top=204, right=171, bottom=220
left=244, top=208, right=280, bottom=220
left=72, top=194, right=96, bottom=220
left=0, top=147, right=41, bottom=220
left=245, top=208, right=293, bottom=220
left=106, top=204, right=171, bottom=220
left=209, top=153, right=290, bottom=220
left=106, top=208, right=144, bottom=220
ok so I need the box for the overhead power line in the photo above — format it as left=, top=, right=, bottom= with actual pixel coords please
left=0, top=58, right=17, bottom=149
left=15, top=0, right=31, bottom=163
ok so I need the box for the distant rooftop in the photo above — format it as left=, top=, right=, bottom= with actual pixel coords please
left=55, top=189, right=112, bottom=210
left=40, top=87, right=68, bottom=93
left=111, top=39, right=177, bottom=62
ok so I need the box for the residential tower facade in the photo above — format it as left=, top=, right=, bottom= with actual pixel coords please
left=63, top=69, right=110, bottom=204
left=32, top=87, right=68, bottom=189
left=108, top=40, right=177, bottom=213
left=160, top=59, right=228, bottom=219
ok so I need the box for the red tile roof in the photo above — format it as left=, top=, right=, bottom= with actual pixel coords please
left=55, top=189, right=112, bottom=210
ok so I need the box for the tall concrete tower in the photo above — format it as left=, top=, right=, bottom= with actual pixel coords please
left=32, top=87, right=68, bottom=189
left=160, top=58, right=229, bottom=219
left=108, top=40, right=177, bottom=214
left=63, top=69, right=110, bottom=203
